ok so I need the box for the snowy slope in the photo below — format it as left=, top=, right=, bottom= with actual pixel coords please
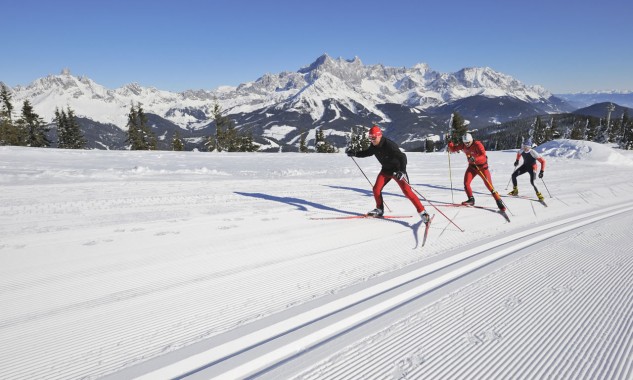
left=0, top=140, right=632, bottom=379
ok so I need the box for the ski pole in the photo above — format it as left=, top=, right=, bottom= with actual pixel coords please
left=471, top=161, right=511, bottom=214
left=350, top=156, right=392, bottom=212
left=410, top=185, right=465, bottom=233
left=541, top=177, right=552, bottom=198
left=446, top=114, right=455, bottom=203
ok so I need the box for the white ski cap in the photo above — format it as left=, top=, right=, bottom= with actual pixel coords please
left=462, top=133, right=473, bottom=144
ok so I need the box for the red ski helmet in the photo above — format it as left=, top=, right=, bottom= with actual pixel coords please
left=368, top=125, right=382, bottom=139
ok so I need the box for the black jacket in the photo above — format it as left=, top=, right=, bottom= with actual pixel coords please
left=354, top=137, right=407, bottom=173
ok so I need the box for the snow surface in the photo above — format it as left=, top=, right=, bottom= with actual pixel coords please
left=1, top=140, right=632, bottom=379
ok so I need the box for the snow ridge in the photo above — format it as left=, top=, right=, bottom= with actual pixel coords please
left=5, top=55, right=553, bottom=129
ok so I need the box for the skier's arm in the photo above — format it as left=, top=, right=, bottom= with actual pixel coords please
left=471, top=141, right=488, bottom=166
left=354, top=146, right=375, bottom=158
left=531, top=150, right=546, bottom=171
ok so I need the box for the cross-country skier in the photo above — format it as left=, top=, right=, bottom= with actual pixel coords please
left=448, top=133, right=506, bottom=211
left=508, top=139, right=546, bottom=200
left=346, top=125, right=430, bottom=223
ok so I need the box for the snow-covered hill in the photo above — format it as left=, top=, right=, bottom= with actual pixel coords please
left=1, top=140, right=632, bottom=379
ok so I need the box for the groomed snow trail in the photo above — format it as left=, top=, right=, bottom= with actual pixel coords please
left=287, top=209, right=633, bottom=380
left=133, top=204, right=633, bottom=379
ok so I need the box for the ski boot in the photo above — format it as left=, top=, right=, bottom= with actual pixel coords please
left=496, top=199, right=506, bottom=212
left=367, top=208, right=384, bottom=217
left=420, top=210, right=430, bottom=224
left=461, top=197, right=475, bottom=206
left=508, top=186, right=518, bottom=196
left=536, top=192, right=544, bottom=201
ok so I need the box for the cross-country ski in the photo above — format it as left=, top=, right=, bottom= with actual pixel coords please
left=421, top=214, right=435, bottom=246
left=310, top=214, right=412, bottom=220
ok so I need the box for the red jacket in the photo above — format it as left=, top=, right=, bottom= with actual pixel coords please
left=448, top=140, right=488, bottom=168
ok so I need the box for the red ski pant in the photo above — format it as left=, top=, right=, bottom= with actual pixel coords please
left=373, top=171, right=425, bottom=213
left=464, top=165, right=501, bottom=201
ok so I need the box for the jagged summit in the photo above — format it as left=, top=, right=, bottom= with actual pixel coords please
left=4, top=54, right=574, bottom=150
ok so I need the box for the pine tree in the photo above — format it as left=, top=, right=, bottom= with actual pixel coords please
left=137, top=105, right=156, bottom=150
left=65, top=107, right=86, bottom=149
left=346, top=126, right=370, bottom=153
left=315, top=128, right=337, bottom=153
left=531, top=116, right=547, bottom=145
left=126, top=103, right=156, bottom=150
left=299, top=131, right=309, bottom=153
left=596, top=118, right=610, bottom=143
left=620, top=111, right=632, bottom=150
left=16, top=100, right=50, bottom=147
left=209, top=101, right=258, bottom=152
left=586, top=118, right=598, bottom=141
left=172, top=130, right=184, bottom=151
left=0, top=84, right=18, bottom=145
left=56, top=107, right=85, bottom=149
left=544, top=117, right=559, bottom=142
left=126, top=104, right=141, bottom=149
left=238, top=130, right=259, bottom=152
left=54, top=108, right=67, bottom=147
left=449, top=112, right=468, bottom=144
left=211, top=102, right=230, bottom=152
left=425, top=139, right=435, bottom=152
left=570, top=118, right=585, bottom=140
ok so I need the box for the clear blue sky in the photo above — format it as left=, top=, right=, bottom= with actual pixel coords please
left=3, top=0, right=632, bottom=93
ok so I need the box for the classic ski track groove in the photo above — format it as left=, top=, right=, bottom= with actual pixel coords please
left=293, top=214, right=633, bottom=380
left=136, top=202, right=633, bottom=379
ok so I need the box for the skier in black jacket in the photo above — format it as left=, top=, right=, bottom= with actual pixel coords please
left=347, top=125, right=430, bottom=223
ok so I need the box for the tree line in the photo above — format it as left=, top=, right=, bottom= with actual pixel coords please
left=475, top=110, right=633, bottom=151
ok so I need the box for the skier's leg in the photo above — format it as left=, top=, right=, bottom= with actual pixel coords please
left=529, top=170, right=539, bottom=192
left=396, top=177, right=424, bottom=213
left=463, top=168, right=475, bottom=198
left=481, top=168, right=501, bottom=201
left=373, top=172, right=389, bottom=210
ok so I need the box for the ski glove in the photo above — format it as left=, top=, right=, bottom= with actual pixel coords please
left=394, top=171, right=407, bottom=181
left=468, top=156, right=475, bottom=163
left=538, top=171, right=544, bottom=178
left=345, top=149, right=355, bottom=157
left=514, top=159, right=519, bottom=167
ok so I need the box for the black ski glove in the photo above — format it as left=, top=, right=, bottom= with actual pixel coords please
left=538, top=171, right=544, bottom=178
left=468, top=156, right=475, bottom=163
left=345, top=149, right=355, bottom=157
left=394, top=171, right=407, bottom=181
left=514, top=160, right=519, bottom=167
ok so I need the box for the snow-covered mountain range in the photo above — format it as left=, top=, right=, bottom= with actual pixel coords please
left=555, top=90, right=633, bottom=109
left=2, top=54, right=576, bottom=150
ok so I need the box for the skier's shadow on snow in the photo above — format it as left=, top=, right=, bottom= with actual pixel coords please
left=325, top=185, right=406, bottom=200
left=235, top=191, right=419, bottom=246
left=414, top=183, right=496, bottom=197
left=235, top=191, right=354, bottom=215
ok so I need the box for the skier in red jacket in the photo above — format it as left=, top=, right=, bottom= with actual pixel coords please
left=508, top=139, right=546, bottom=200
left=448, top=133, right=505, bottom=211
left=347, top=125, right=430, bottom=223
